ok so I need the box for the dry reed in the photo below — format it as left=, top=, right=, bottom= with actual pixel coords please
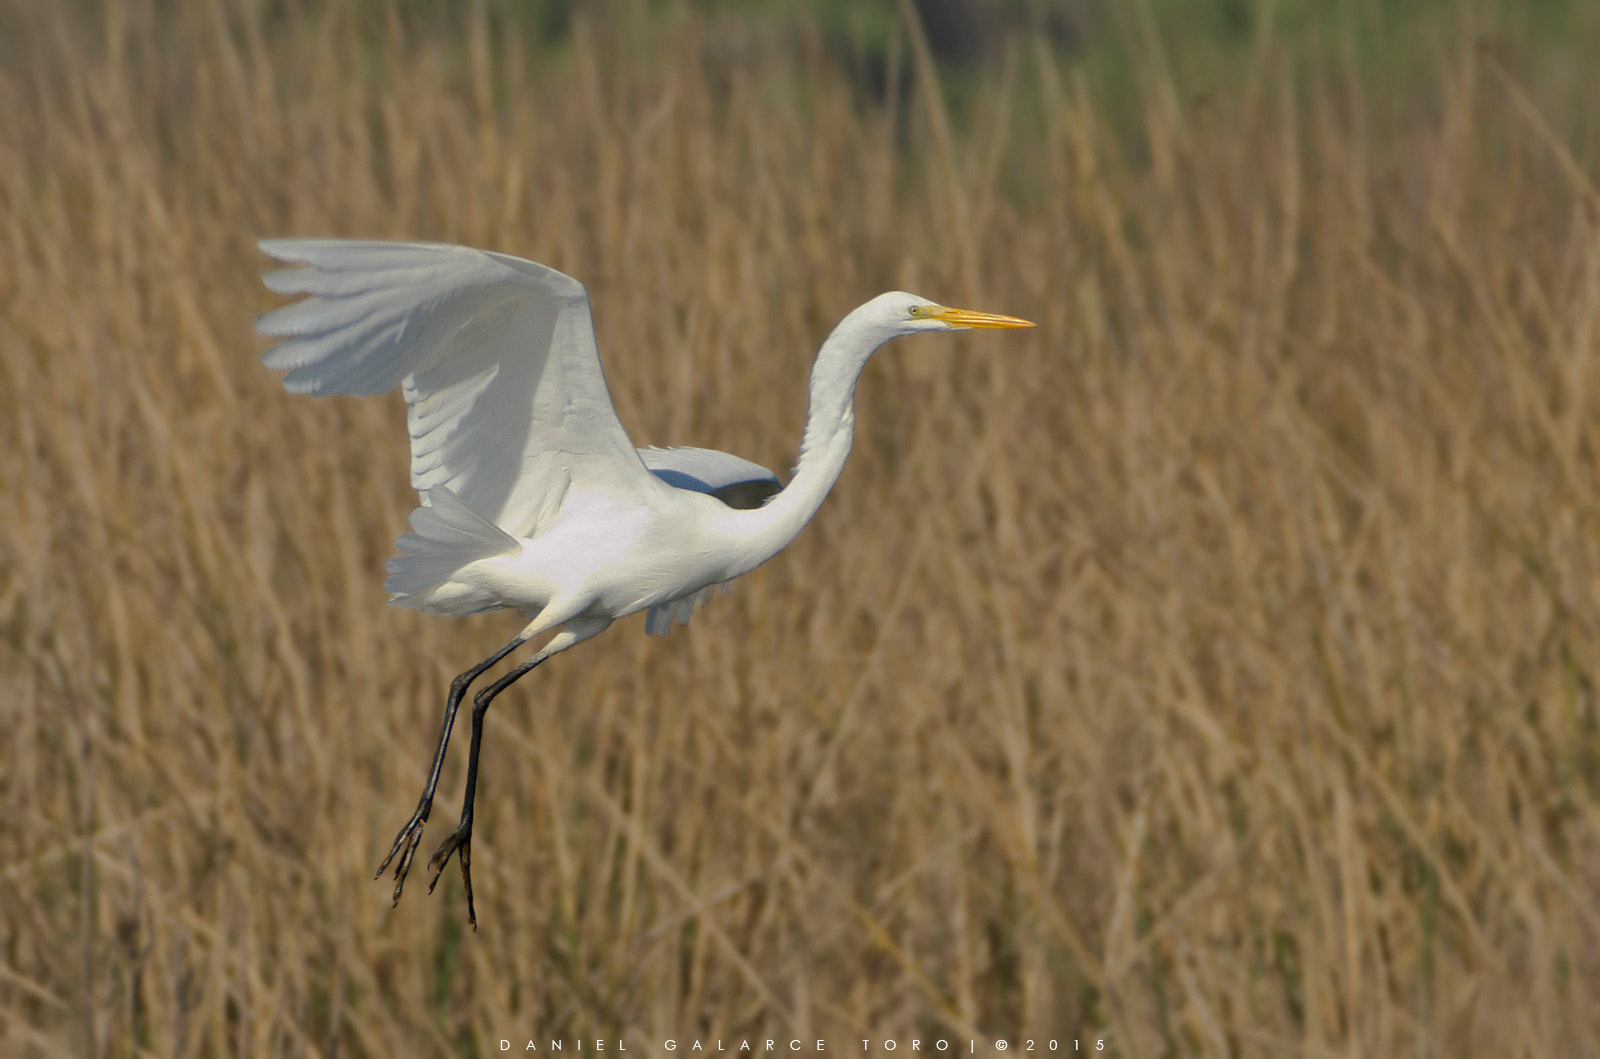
left=0, top=1, right=1596, bottom=1055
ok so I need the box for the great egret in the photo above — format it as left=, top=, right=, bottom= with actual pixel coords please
left=255, top=239, right=1033, bottom=927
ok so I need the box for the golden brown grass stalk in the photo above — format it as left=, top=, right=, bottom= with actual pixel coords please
left=0, top=1, right=1596, bottom=1054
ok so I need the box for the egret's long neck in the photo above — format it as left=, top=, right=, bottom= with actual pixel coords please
left=717, top=311, right=892, bottom=577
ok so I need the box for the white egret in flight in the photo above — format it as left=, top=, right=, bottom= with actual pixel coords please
left=255, top=239, right=1033, bottom=927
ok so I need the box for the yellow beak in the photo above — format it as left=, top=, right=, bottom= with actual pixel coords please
left=932, top=307, right=1036, bottom=329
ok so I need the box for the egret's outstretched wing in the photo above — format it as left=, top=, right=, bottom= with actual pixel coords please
left=256, top=239, right=655, bottom=536
left=638, top=446, right=782, bottom=509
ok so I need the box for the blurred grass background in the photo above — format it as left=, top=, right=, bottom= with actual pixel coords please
left=2, top=0, right=1598, bottom=1054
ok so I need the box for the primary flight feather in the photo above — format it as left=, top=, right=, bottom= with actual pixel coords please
left=255, top=238, right=1033, bottom=928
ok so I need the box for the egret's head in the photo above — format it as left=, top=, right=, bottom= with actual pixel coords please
left=869, top=290, right=1036, bottom=337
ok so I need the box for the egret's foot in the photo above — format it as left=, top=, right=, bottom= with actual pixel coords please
left=374, top=799, right=432, bottom=907
left=428, top=824, right=477, bottom=930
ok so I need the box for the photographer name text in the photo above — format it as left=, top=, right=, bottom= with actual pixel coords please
left=497, top=1040, right=1105, bottom=1053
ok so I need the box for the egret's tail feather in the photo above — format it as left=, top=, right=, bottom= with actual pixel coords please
left=385, top=487, right=519, bottom=611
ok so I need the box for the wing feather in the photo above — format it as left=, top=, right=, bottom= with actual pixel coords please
left=637, top=446, right=779, bottom=494
left=256, top=239, right=655, bottom=536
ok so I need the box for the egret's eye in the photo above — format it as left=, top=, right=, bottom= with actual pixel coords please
left=909, top=305, right=929, bottom=318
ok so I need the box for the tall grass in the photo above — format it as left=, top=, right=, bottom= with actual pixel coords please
left=1, top=1, right=1596, bottom=1054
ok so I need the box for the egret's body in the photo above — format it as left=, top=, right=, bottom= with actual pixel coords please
left=256, top=239, right=1031, bottom=926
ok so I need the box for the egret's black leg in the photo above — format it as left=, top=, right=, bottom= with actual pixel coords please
left=375, top=632, right=527, bottom=906
left=427, top=652, right=547, bottom=930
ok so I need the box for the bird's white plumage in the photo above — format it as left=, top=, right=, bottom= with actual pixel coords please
left=256, top=239, right=1031, bottom=640
left=634, top=447, right=779, bottom=634
left=254, top=238, right=1033, bottom=928
left=637, top=446, right=779, bottom=495
left=257, top=240, right=655, bottom=539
